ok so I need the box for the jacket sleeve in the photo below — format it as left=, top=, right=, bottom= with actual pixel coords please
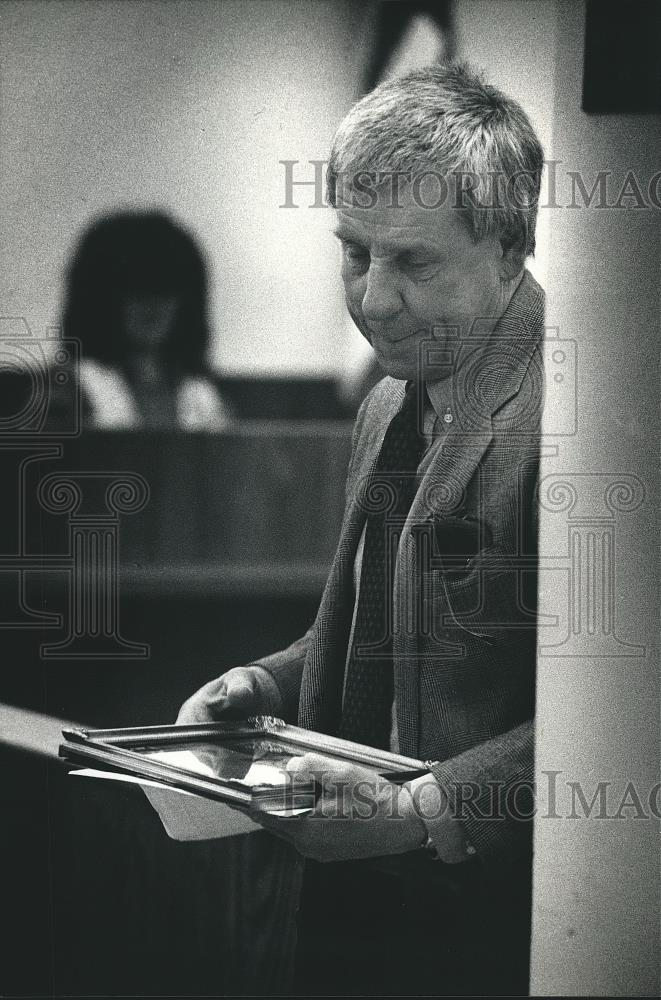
left=430, top=718, right=534, bottom=869
left=248, top=626, right=315, bottom=723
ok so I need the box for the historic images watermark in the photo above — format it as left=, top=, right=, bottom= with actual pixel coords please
left=280, top=160, right=661, bottom=211
left=281, top=769, right=661, bottom=824
left=0, top=317, right=149, bottom=658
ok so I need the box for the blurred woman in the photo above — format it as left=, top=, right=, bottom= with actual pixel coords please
left=61, top=210, right=232, bottom=430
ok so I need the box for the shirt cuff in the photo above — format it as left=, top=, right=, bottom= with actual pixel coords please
left=406, top=774, right=477, bottom=864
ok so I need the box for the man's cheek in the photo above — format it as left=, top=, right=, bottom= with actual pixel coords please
left=346, top=301, right=372, bottom=344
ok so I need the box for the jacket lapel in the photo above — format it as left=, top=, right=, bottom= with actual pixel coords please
left=298, top=379, right=408, bottom=734
left=393, top=425, right=494, bottom=755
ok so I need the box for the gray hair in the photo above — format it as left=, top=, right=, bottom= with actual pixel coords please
left=327, top=63, right=544, bottom=261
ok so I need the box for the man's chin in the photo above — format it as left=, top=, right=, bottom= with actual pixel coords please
left=370, top=330, right=436, bottom=381
left=372, top=356, right=420, bottom=381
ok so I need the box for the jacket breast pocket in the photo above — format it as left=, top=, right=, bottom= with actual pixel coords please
left=428, top=545, right=524, bottom=645
left=430, top=515, right=493, bottom=573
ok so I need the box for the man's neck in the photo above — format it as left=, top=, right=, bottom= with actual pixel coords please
left=423, top=268, right=527, bottom=419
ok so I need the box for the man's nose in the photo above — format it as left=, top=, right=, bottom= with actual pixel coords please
left=361, top=261, right=402, bottom=323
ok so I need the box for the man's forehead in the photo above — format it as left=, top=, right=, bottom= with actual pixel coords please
left=334, top=197, right=459, bottom=251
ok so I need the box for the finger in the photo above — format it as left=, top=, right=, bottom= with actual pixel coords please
left=223, top=679, right=255, bottom=708
left=286, top=753, right=354, bottom=795
left=284, top=756, right=310, bottom=778
left=195, top=695, right=232, bottom=721
left=285, top=752, right=342, bottom=778
left=176, top=698, right=215, bottom=725
left=203, top=678, right=230, bottom=707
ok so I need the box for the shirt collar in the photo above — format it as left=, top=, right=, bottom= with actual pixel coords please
left=424, top=375, right=455, bottom=422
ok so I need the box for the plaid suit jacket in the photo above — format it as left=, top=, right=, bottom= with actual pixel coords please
left=258, top=270, right=544, bottom=866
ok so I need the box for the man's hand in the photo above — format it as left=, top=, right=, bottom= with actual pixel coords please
left=251, top=752, right=429, bottom=863
left=176, top=666, right=282, bottom=724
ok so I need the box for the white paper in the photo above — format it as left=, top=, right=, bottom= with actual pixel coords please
left=69, top=767, right=309, bottom=842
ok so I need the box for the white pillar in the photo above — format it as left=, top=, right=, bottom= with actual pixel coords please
left=531, top=2, right=660, bottom=995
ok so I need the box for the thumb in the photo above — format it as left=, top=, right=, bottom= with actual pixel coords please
left=285, top=752, right=339, bottom=786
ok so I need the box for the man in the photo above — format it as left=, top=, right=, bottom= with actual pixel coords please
left=179, top=64, right=544, bottom=995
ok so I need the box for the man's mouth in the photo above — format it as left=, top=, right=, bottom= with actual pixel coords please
left=368, top=326, right=426, bottom=344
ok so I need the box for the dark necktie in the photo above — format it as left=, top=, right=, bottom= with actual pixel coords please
left=338, top=382, right=425, bottom=749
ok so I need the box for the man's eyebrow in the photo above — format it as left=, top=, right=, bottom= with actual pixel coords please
left=332, top=228, right=440, bottom=257
left=332, top=225, right=365, bottom=244
left=391, top=241, right=442, bottom=257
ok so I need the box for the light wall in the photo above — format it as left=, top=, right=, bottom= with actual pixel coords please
left=531, top=2, right=660, bottom=995
left=0, top=0, right=370, bottom=375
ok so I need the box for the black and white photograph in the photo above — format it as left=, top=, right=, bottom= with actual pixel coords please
left=1, top=0, right=659, bottom=996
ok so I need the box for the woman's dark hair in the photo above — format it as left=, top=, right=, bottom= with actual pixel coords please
left=62, top=211, right=210, bottom=373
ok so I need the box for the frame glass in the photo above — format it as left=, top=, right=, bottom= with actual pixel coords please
left=59, top=716, right=429, bottom=815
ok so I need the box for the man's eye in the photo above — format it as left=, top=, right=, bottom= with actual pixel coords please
left=342, top=244, right=370, bottom=270
left=403, top=257, right=437, bottom=270
left=402, top=259, right=439, bottom=280
left=344, top=244, right=368, bottom=260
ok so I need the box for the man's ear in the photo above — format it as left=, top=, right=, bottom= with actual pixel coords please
left=498, top=235, right=526, bottom=279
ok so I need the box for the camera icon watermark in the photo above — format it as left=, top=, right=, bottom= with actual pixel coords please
left=416, top=325, right=578, bottom=439
left=0, top=317, right=81, bottom=437
left=0, top=318, right=148, bottom=657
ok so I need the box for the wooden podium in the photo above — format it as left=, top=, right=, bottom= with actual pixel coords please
left=2, top=421, right=352, bottom=995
